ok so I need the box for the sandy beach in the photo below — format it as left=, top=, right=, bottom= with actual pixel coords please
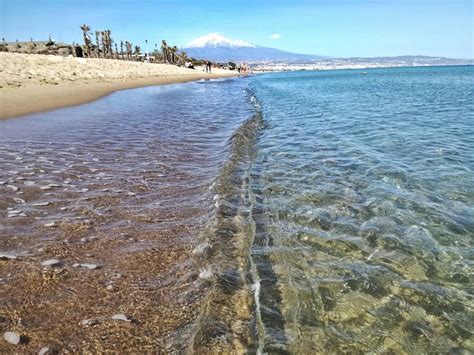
left=0, top=52, right=237, bottom=119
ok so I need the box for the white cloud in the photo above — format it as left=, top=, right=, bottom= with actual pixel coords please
left=270, top=33, right=281, bottom=40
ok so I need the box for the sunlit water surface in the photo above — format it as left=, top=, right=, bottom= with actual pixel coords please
left=1, top=66, right=473, bottom=353
left=249, top=66, right=473, bottom=353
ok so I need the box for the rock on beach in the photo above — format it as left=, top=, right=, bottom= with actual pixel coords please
left=41, top=259, right=62, bottom=267
left=3, top=331, right=21, bottom=345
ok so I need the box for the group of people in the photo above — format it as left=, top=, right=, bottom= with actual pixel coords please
left=237, top=62, right=250, bottom=73
left=184, top=60, right=251, bottom=73
left=182, top=59, right=211, bottom=72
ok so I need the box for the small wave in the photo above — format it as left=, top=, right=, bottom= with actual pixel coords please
left=172, top=93, right=265, bottom=353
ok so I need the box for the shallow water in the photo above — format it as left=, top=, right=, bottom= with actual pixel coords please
left=1, top=66, right=473, bottom=353
left=0, top=80, right=256, bottom=255
left=0, top=78, right=256, bottom=351
left=248, top=66, right=474, bottom=353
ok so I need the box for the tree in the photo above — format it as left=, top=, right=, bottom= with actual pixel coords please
left=125, top=41, right=132, bottom=60
left=161, top=40, right=169, bottom=63
left=134, top=45, right=141, bottom=61
left=95, top=31, right=100, bottom=58
left=80, top=24, right=92, bottom=57
left=171, top=46, right=179, bottom=64
left=179, top=50, right=187, bottom=66
left=104, top=30, right=113, bottom=58
left=100, top=31, right=107, bottom=58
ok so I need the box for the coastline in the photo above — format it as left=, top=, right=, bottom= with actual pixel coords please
left=0, top=52, right=238, bottom=119
left=252, top=63, right=473, bottom=73
left=0, top=76, right=252, bottom=352
left=0, top=74, right=237, bottom=119
left=0, top=57, right=472, bottom=353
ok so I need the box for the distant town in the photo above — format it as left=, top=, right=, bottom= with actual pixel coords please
left=252, top=56, right=474, bottom=72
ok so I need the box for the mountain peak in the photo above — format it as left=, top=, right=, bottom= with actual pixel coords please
left=187, top=33, right=256, bottom=48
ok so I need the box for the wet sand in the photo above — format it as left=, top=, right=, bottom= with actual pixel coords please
left=0, top=56, right=247, bottom=352
left=0, top=52, right=237, bottom=119
left=1, top=217, right=202, bottom=352
left=0, top=114, right=216, bottom=352
left=0, top=128, right=212, bottom=352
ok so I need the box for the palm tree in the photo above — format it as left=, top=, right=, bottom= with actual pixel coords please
left=134, top=45, right=141, bottom=61
left=95, top=31, right=100, bottom=58
left=105, top=30, right=113, bottom=58
left=125, top=41, right=132, bottom=60
left=161, top=40, right=169, bottom=63
left=171, top=45, right=178, bottom=64
left=80, top=24, right=92, bottom=57
left=100, top=31, right=107, bottom=58
left=180, top=50, right=187, bottom=66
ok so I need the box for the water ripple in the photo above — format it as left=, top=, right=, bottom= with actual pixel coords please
left=250, top=66, right=474, bottom=353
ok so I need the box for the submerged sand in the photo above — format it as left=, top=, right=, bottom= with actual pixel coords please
left=0, top=52, right=241, bottom=352
left=0, top=52, right=237, bottom=119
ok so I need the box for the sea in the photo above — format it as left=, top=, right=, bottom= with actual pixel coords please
left=0, top=65, right=473, bottom=353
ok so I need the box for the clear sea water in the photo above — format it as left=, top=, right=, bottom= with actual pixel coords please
left=1, top=66, right=473, bottom=353
left=246, top=66, right=474, bottom=353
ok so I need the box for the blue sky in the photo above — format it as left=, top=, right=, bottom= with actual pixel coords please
left=1, top=0, right=472, bottom=58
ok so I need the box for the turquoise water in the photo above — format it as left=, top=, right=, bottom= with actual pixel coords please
left=247, top=66, right=474, bottom=353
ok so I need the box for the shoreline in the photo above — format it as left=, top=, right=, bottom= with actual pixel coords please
left=0, top=74, right=237, bottom=119
left=252, top=63, right=473, bottom=73
left=0, top=52, right=238, bottom=119
left=0, top=76, right=249, bottom=352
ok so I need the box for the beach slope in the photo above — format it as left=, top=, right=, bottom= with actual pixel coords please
left=0, top=52, right=236, bottom=119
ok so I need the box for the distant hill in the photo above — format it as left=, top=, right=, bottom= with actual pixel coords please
left=183, top=33, right=326, bottom=63
left=252, top=55, right=473, bottom=72
left=336, top=55, right=473, bottom=66
left=183, top=34, right=473, bottom=68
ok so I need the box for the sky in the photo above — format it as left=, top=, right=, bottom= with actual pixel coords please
left=0, top=0, right=472, bottom=58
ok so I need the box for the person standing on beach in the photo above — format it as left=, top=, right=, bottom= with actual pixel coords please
left=207, top=61, right=212, bottom=73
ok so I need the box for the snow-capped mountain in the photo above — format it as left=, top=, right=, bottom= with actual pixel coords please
left=187, top=33, right=256, bottom=48
left=183, top=33, right=325, bottom=63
